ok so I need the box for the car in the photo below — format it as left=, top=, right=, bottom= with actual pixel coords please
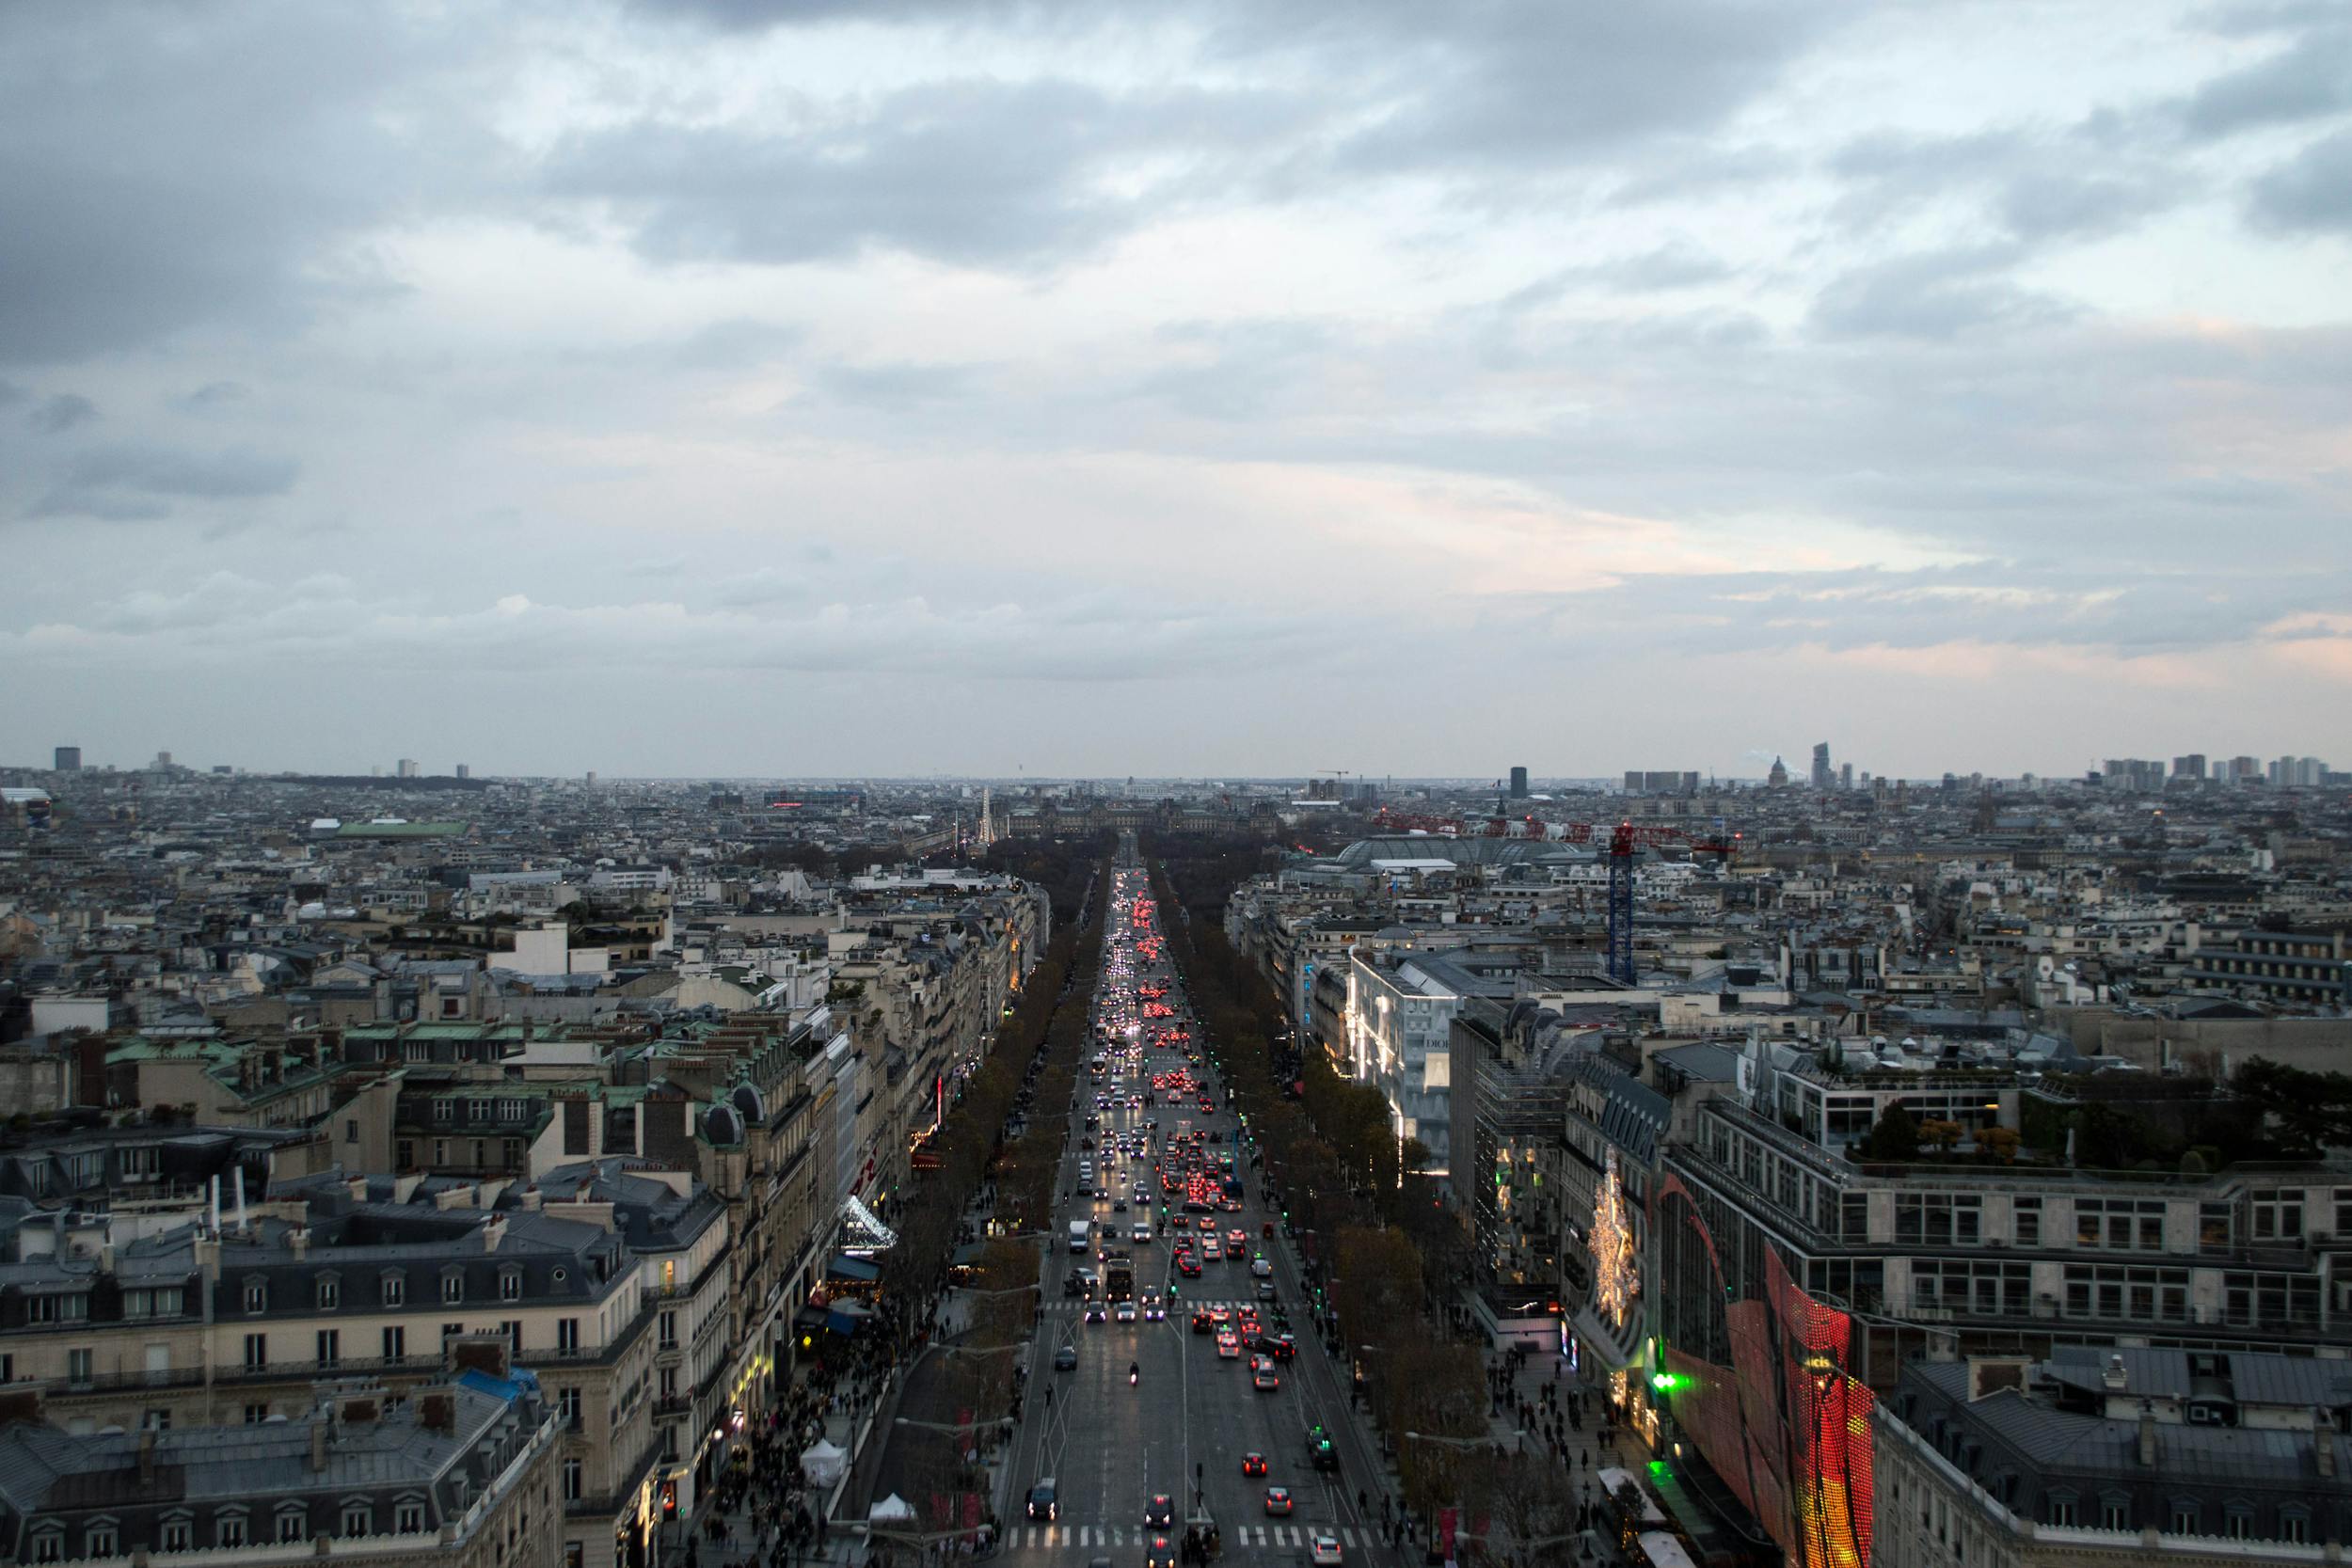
left=1112, top=1198, right=1127, bottom=1212
left=1054, top=1344, right=1078, bottom=1370
left=1132, top=1223, right=1152, bottom=1243
left=1250, top=1257, right=1273, bottom=1278
left=1226, top=1229, right=1248, bottom=1253
left=1208, top=1307, right=1231, bottom=1326
left=1306, top=1425, right=1339, bottom=1471
left=1252, top=1363, right=1281, bottom=1391
left=1255, top=1279, right=1279, bottom=1302
left=1176, top=1254, right=1201, bottom=1277
left=1263, top=1486, right=1294, bottom=1516
left=1192, top=1310, right=1215, bottom=1335
left=1309, top=1531, right=1343, bottom=1565
left=1143, top=1295, right=1166, bottom=1322
left=1146, top=1536, right=1176, bottom=1568
left=1241, top=1452, right=1268, bottom=1478
left=1084, top=1301, right=1107, bottom=1323
left=1026, top=1480, right=1058, bottom=1521
left=1216, top=1331, right=1241, bottom=1358
left=1144, top=1495, right=1175, bottom=1528
left=1115, top=1299, right=1137, bottom=1323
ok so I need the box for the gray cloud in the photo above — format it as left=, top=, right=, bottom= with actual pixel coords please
left=2249, top=129, right=2352, bottom=231
left=2176, top=17, right=2352, bottom=138
left=179, top=381, right=251, bottom=408
left=1810, top=246, right=2074, bottom=339
left=26, top=393, right=97, bottom=435
left=29, top=445, right=300, bottom=521
left=813, top=359, right=988, bottom=410
left=541, top=77, right=1301, bottom=270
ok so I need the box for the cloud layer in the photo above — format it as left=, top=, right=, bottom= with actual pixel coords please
left=0, top=0, right=2346, bottom=777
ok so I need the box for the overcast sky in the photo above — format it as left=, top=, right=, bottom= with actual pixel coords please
left=4, top=1, right=2348, bottom=781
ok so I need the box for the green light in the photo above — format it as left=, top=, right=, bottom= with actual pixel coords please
left=1650, top=1372, right=1681, bottom=1392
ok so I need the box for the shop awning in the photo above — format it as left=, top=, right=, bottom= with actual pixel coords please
left=827, top=1255, right=882, bottom=1283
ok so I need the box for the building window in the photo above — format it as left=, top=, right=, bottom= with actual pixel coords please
left=2170, top=1501, right=2200, bottom=1535
left=217, top=1514, right=247, bottom=1548
left=558, top=1318, right=580, bottom=1354
left=2100, top=1497, right=2129, bottom=1531
left=66, top=1349, right=91, bottom=1385
left=2047, top=1496, right=2077, bottom=1528
left=244, top=1333, right=267, bottom=1370
left=345, top=1118, right=359, bottom=1143
left=342, top=1504, right=371, bottom=1538
left=381, top=1275, right=405, bottom=1307
left=560, top=1387, right=581, bottom=1429
left=244, top=1403, right=268, bottom=1423
left=500, top=1270, right=522, bottom=1302
left=397, top=1140, right=414, bottom=1166
left=2226, top=1509, right=2253, bottom=1541
left=315, top=1277, right=338, bottom=1310
left=162, top=1520, right=192, bottom=1552
left=2253, top=1193, right=2305, bottom=1240
left=659, top=1310, right=677, bottom=1350
left=442, top=1274, right=464, bottom=1304
left=502, top=1319, right=523, bottom=1345
left=86, top=1524, right=117, bottom=1556
left=29, top=1528, right=61, bottom=1563
left=315, top=1329, right=340, bottom=1368
left=144, top=1409, right=170, bottom=1432
left=2013, top=1197, right=2040, bottom=1246
left=2281, top=1511, right=2311, bottom=1544
left=278, top=1509, right=307, bottom=1544
left=564, top=1457, right=583, bottom=1501
left=27, top=1293, right=87, bottom=1324
left=382, top=1325, right=406, bottom=1360
left=396, top=1503, right=425, bottom=1534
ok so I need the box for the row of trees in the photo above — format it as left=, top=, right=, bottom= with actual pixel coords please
left=1140, top=843, right=1493, bottom=1514
left=875, top=860, right=1105, bottom=1317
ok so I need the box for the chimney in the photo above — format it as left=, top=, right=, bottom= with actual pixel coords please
left=137, top=1429, right=157, bottom=1486
left=2104, top=1354, right=2128, bottom=1393
left=310, top=1416, right=331, bottom=1472
left=290, top=1228, right=310, bottom=1262
left=2137, top=1402, right=2157, bottom=1467
left=98, top=1243, right=116, bottom=1275
left=347, top=1176, right=367, bottom=1201
left=481, top=1215, right=507, bottom=1253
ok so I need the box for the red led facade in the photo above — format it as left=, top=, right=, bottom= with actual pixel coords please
left=1655, top=1177, right=1875, bottom=1568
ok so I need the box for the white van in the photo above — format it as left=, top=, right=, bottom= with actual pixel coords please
left=1069, top=1219, right=1091, bottom=1253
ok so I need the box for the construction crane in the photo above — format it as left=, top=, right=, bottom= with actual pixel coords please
left=1367, top=810, right=1740, bottom=979
left=1553, top=821, right=1741, bottom=982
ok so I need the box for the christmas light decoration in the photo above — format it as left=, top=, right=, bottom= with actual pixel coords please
left=1590, top=1148, right=1639, bottom=1328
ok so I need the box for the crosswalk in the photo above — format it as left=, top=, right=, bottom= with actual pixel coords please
left=1043, top=1296, right=1266, bottom=1316
left=1000, top=1523, right=1367, bottom=1551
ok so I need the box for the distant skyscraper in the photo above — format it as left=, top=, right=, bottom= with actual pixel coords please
left=454, top=764, right=470, bottom=780
left=1810, top=742, right=1832, bottom=790
left=53, top=746, right=80, bottom=771
left=153, top=751, right=172, bottom=769
left=396, top=758, right=419, bottom=778
left=1508, top=766, right=1529, bottom=799
left=2172, top=753, right=2206, bottom=782
left=585, top=771, right=597, bottom=787
left=1839, top=762, right=1853, bottom=791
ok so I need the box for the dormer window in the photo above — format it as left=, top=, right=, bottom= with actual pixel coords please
left=499, top=1267, right=522, bottom=1302
left=245, top=1277, right=269, bottom=1313
left=381, top=1273, right=405, bottom=1307
left=441, top=1271, right=464, bottom=1305
left=315, top=1275, right=339, bottom=1310
left=275, top=1504, right=307, bottom=1544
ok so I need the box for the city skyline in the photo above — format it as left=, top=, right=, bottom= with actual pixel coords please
left=3, top=1, right=2349, bottom=775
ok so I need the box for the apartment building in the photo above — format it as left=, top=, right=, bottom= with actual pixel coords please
left=1873, top=1348, right=2352, bottom=1568
left=0, top=1182, right=665, bottom=1568
left=0, top=1361, right=562, bottom=1568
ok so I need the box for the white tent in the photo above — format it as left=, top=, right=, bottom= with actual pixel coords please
left=801, top=1438, right=848, bottom=1489
left=869, top=1494, right=916, bottom=1523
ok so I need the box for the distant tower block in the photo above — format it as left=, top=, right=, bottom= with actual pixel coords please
left=1508, top=766, right=1529, bottom=799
